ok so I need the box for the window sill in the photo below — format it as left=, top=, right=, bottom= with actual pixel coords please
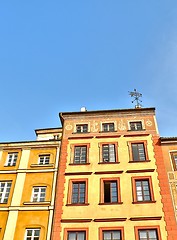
left=66, top=203, right=89, bottom=206
left=30, top=164, right=54, bottom=168
left=98, top=162, right=120, bottom=164
left=72, top=132, right=90, bottom=134
left=69, top=163, right=90, bottom=166
left=132, top=201, right=156, bottom=204
left=4, top=165, right=16, bottom=167
left=23, top=201, right=50, bottom=205
left=99, top=202, right=123, bottom=205
left=127, top=129, right=146, bottom=132
left=99, top=130, right=117, bottom=133
left=128, top=160, right=151, bottom=163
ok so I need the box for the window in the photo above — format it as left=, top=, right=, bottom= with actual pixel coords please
left=25, top=229, right=40, bottom=240
left=135, top=227, right=161, bottom=240
left=132, top=177, right=154, bottom=203
left=31, top=187, right=46, bottom=202
left=102, top=144, right=116, bottom=162
left=138, top=229, right=158, bottom=240
left=67, top=231, right=86, bottom=240
left=130, top=121, right=143, bottom=131
left=132, top=143, right=146, bottom=161
left=74, top=146, right=87, bottom=164
left=72, top=182, right=86, bottom=204
left=102, top=230, right=122, bottom=240
left=76, top=124, right=88, bottom=133
left=171, top=152, right=177, bottom=170
left=38, top=155, right=50, bottom=165
left=102, top=123, right=115, bottom=132
left=135, top=180, right=151, bottom=201
left=100, top=178, right=121, bottom=204
left=99, top=227, right=124, bottom=240
left=68, top=179, right=88, bottom=205
left=0, top=182, right=11, bottom=203
left=5, top=152, right=18, bottom=166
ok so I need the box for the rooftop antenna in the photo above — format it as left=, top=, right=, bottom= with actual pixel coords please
left=129, top=89, right=142, bottom=108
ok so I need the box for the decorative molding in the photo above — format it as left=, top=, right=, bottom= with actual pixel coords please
left=128, top=160, right=151, bottom=163
left=94, top=218, right=126, bottom=222
left=61, top=219, right=92, bottom=223
left=130, top=216, right=162, bottom=221
left=30, top=163, right=54, bottom=168
left=65, top=172, right=92, bottom=176
left=23, top=201, right=50, bottom=205
left=124, top=133, right=150, bottom=137
left=95, top=135, right=121, bottom=139
left=95, top=171, right=123, bottom=174
left=68, top=136, right=93, bottom=140
left=126, top=169, right=155, bottom=173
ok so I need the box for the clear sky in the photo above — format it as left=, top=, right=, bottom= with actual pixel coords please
left=1, top=1, right=177, bottom=142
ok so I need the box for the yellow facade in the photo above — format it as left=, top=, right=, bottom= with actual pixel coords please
left=161, top=137, right=177, bottom=220
left=0, top=128, right=62, bottom=240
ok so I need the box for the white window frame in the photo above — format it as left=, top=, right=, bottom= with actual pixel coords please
left=76, top=124, right=88, bottom=133
left=31, top=186, right=46, bottom=202
left=25, top=228, right=40, bottom=240
left=38, top=155, right=50, bottom=165
left=5, top=152, right=18, bottom=166
left=128, top=120, right=145, bottom=131
left=74, top=123, right=90, bottom=133
left=0, top=182, right=12, bottom=203
left=101, top=121, right=117, bottom=132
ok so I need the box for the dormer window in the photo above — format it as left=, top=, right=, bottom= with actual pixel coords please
left=130, top=121, right=143, bottom=131
left=102, top=123, right=115, bottom=132
left=76, top=124, right=88, bottom=133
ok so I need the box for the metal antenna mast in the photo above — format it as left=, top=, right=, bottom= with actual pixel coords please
left=129, top=89, right=142, bottom=108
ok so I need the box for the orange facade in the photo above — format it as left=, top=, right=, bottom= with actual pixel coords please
left=52, top=108, right=177, bottom=240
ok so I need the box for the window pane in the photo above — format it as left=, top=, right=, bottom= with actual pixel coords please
left=74, top=146, right=87, bottom=164
left=103, top=230, right=121, bottom=240
left=139, top=229, right=158, bottom=240
left=72, top=182, right=86, bottom=204
left=132, top=143, right=146, bottom=161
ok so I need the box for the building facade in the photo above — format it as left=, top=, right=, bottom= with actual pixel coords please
left=0, top=128, right=62, bottom=240
left=52, top=108, right=177, bottom=240
left=161, top=137, right=177, bottom=221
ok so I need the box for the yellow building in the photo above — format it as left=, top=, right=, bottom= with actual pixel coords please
left=161, top=137, right=177, bottom=221
left=52, top=108, right=177, bottom=240
left=0, top=127, right=62, bottom=240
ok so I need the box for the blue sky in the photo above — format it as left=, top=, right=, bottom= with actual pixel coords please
left=1, top=1, right=177, bottom=141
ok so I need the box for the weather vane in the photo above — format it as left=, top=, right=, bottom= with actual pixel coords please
left=129, top=89, right=142, bottom=108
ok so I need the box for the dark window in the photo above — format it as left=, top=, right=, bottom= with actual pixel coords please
left=104, top=181, right=118, bottom=203
left=132, top=143, right=146, bottom=161
left=103, top=230, right=122, bottom=240
left=135, top=180, right=151, bottom=201
left=171, top=153, right=177, bottom=170
left=130, top=121, right=143, bottom=131
left=138, top=229, right=158, bottom=240
left=102, top=144, right=116, bottom=162
left=68, top=231, right=86, bottom=240
left=72, top=182, right=86, bottom=204
left=102, top=123, right=115, bottom=132
left=76, top=124, right=88, bottom=133
left=74, top=146, right=87, bottom=164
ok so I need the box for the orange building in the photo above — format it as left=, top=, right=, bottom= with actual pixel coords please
left=52, top=107, right=177, bottom=240
left=161, top=137, right=177, bottom=221
left=0, top=127, right=62, bottom=240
